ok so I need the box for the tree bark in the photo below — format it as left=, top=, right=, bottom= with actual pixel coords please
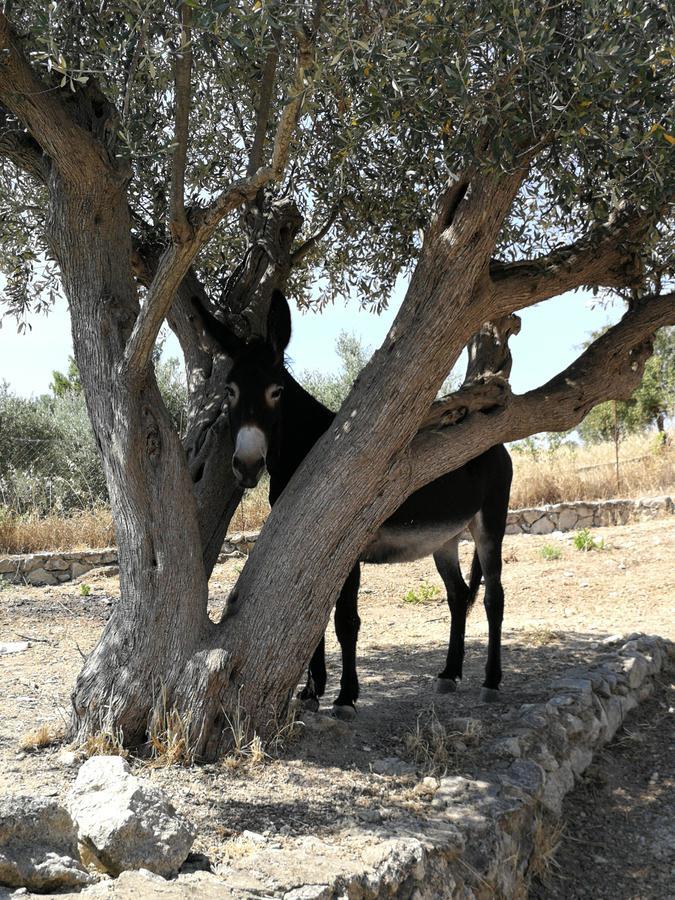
left=44, top=173, right=216, bottom=746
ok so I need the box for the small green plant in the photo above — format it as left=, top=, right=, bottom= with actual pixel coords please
left=0, top=576, right=11, bottom=591
left=403, top=581, right=441, bottom=604
left=540, top=544, right=562, bottom=561
left=79, top=583, right=92, bottom=597
left=572, top=528, right=605, bottom=552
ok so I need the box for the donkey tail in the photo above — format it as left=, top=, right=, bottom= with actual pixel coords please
left=467, top=549, right=483, bottom=610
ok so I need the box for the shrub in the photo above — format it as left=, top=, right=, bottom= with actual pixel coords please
left=573, top=528, right=605, bottom=552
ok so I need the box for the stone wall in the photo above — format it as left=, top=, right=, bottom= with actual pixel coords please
left=0, top=496, right=671, bottom=586
left=505, top=494, right=673, bottom=536
left=0, top=549, right=118, bottom=586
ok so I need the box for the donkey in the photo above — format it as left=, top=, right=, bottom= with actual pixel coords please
left=195, top=290, right=512, bottom=716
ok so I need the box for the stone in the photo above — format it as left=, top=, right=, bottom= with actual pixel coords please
left=502, top=759, right=545, bottom=798
left=622, top=654, right=649, bottom=689
left=521, top=508, right=545, bottom=526
left=485, top=736, right=522, bottom=759
left=0, top=795, right=94, bottom=891
left=569, top=746, right=594, bottom=777
left=530, top=516, right=555, bottom=535
left=25, top=568, right=58, bottom=586
left=556, top=508, right=579, bottom=531
left=70, top=562, right=93, bottom=580
left=66, top=756, right=195, bottom=878
left=58, top=750, right=80, bottom=768
left=0, top=558, right=19, bottom=575
left=372, top=757, right=416, bottom=776
left=44, top=556, right=69, bottom=571
left=0, top=642, right=29, bottom=656
left=541, top=760, right=575, bottom=816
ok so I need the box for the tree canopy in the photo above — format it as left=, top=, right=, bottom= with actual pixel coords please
left=2, top=0, right=673, bottom=323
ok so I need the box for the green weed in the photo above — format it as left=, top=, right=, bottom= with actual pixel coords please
left=573, top=528, right=605, bottom=552
left=540, top=544, right=562, bottom=561
left=403, top=581, right=441, bottom=604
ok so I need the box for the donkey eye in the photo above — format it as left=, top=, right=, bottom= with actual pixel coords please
left=225, top=383, right=239, bottom=405
left=266, top=384, right=283, bottom=405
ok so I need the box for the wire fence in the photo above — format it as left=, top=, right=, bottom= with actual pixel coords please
left=0, top=435, right=108, bottom=517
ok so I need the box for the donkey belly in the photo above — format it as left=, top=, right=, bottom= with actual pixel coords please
left=361, top=518, right=473, bottom=565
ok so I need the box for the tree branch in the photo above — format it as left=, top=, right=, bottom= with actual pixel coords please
left=123, top=28, right=316, bottom=379
left=170, top=3, right=193, bottom=243
left=0, top=106, right=48, bottom=182
left=247, top=29, right=281, bottom=177
left=407, top=291, right=675, bottom=491
left=290, top=204, right=339, bottom=265
left=0, top=12, right=113, bottom=181
left=489, top=207, right=646, bottom=315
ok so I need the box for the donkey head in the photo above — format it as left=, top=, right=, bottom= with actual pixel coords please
left=223, top=290, right=291, bottom=488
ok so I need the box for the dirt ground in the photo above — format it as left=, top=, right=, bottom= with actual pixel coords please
left=1, top=517, right=673, bottom=897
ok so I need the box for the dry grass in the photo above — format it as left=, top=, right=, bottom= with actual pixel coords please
left=220, top=691, right=301, bottom=772
left=0, top=506, right=114, bottom=554
left=18, top=723, right=64, bottom=752
left=511, top=431, right=674, bottom=509
left=229, top=477, right=270, bottom=533
left=529, top=810, right=564, bottom=883
left=404, top=707, right=483, bottom=776
left=147, top=698, right=195, bottom=768
left=80, top=725, right=128, bottom=759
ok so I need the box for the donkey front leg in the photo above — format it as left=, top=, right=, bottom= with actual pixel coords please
left=332, top=564, right=361, bottom=719
left=298, top=636, right=327, bottom=711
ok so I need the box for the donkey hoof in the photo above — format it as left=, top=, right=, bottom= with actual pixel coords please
left=435, top=677, right=459, bottom=694
left=330, top=704, right=357, bottom=721
left=300, top=696, right=320, bottom=713
left=480, top=687, right=501, bottom=703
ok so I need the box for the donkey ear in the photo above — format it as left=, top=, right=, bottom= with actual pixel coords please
left=190, top=295, right=245, bottom=359
left=267, top=289, right=292, bottom=361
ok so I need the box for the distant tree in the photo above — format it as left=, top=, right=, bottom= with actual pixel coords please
left=300, top=332, right=462, bottom=411
left=0, top=383, right=107, bottom=513
left=578, top=327, right=675, bottom=442
left=154, top=356, right=188, bottom=435
left=50, top=356, right=81, bottom=397
left=299, top=332, right=371, bottom=411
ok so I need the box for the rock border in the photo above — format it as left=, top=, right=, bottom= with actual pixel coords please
left=30, top=633, right=672, bottom=900
left=272, top=634, right=673, bottom=899
left=1, top=496, right=672, bottom=585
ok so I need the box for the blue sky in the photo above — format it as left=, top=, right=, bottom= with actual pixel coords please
left=0, top=276, right=622, bottom=398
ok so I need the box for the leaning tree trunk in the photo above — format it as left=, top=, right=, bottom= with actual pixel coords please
left=47, top=172, right=219, bottom=746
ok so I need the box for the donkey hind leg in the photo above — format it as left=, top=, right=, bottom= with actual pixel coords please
left=332, top=564, right=361, bottom=720
left=433, top=537, right=472, bottom=693
left=298, top=636, right=327, bottom=711
left=471, top=512, right=506, bottom=701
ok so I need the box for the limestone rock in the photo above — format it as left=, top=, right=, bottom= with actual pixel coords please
left=25, top=567, right=58, bottom=586
left=0, top=795, right=94, bottom=891
left=530, top=516, right=555, bottom=535
left=66, top=756, right=195, bottom=878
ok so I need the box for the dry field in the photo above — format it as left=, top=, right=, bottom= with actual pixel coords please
left=0, top=518, right=673, bottom=898
left=1, top=431, right=673, bottom=554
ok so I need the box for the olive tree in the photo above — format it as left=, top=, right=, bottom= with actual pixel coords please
left=1, top=0, right=673, bottom=756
